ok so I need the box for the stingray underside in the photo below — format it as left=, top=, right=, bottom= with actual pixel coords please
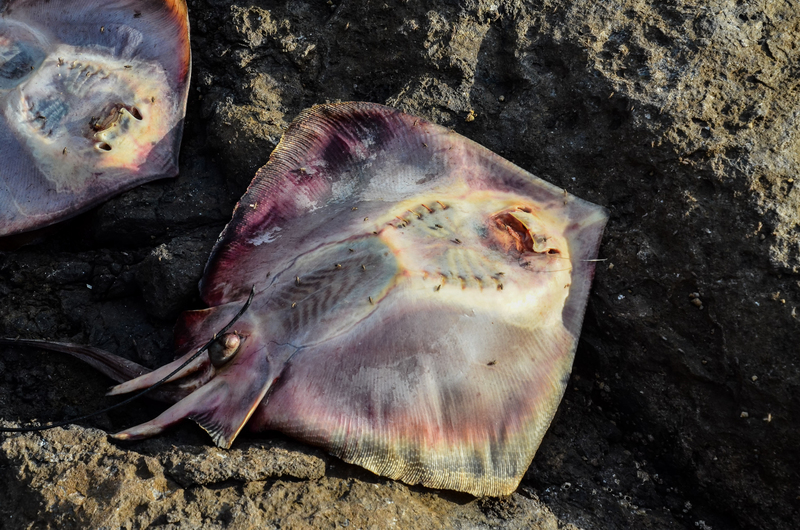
left=182, top=102, right=609, bottom=496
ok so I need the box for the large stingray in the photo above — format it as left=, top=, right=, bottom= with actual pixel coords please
left=0, top=0, right=190, bottom=236
left=2, top=103, right=608, bottom=496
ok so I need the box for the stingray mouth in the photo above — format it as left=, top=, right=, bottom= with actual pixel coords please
left=491, top=206, right=562, bottom=256
left=90, top=103, right=145, bottom=152
left=91, top=104, right=144, bottom=131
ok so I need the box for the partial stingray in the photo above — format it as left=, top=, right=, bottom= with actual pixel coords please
left=0, top=0, right=190, bottom=236
left=3, top=103, right=608, bottom=496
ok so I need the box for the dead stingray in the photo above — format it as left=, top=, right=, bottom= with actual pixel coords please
left=0, top=0, right=190, bottom=236
left=2, top=103, right=608, bottom=496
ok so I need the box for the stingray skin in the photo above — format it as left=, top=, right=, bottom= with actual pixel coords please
left=3, top=103, right=608, bottom=497
left=0, top=0, right=190, bottom=236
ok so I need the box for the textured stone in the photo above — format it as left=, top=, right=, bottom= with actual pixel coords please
left=1, top=0, right=797, bottom=528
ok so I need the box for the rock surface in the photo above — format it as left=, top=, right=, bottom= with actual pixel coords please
left=1, top=0, right=797, bottom=528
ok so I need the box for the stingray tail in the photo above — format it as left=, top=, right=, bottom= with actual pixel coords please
left=0, top=338, right=151, bottom=384
left=111, top=337, right=277, bottom=448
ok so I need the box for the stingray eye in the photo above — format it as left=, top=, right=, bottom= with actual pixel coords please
left=208, top=333, right=242, bottom=368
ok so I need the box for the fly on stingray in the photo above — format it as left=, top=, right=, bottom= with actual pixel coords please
left=1, top=102, right=608, bottom=496
left=0, top=0, right=190, bottom=236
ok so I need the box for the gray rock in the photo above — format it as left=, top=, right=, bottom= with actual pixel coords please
left=159, top=439, right=326, bottom=487
left=135, top=227, right=220, bottom=321
left=0, top=0, right=796, bottom=528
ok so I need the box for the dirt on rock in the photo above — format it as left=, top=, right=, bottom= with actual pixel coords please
left=1, top=1, right=797, bottom=529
